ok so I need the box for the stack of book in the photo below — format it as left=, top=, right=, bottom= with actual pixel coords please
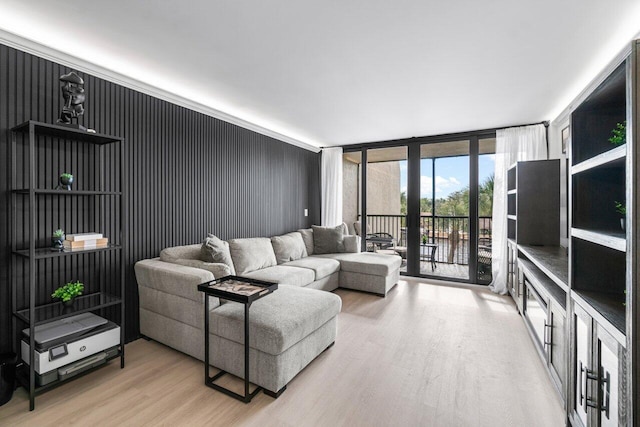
left=64, top=233, right=109, bottom=250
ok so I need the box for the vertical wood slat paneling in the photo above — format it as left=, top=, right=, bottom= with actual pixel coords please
left=0, top=44, right=321, bottom=350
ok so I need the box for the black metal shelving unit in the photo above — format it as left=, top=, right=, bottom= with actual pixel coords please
left=9, top=120, right=126, bottom=411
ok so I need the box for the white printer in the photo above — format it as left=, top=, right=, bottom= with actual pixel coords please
left=21, top=313, right=120, bottom=385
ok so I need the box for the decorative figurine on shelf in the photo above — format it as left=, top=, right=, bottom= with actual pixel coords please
left=57, top=71, right=86, bottom=130
left=52, top=280, right=84, bottom=307
left=52, top=229, right=65, bottom=250
left=56, top=172, right=74, bottom=190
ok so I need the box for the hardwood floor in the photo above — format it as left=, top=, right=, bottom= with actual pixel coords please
left=0, top=278, right=565, bottom=426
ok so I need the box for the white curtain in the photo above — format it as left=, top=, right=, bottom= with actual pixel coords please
left=321, top=147, right=343, bottom=226
left=490, top=124, right=547, bottom=294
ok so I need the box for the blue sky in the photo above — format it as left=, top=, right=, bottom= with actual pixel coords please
left=400, top=154, right=494, bottom=199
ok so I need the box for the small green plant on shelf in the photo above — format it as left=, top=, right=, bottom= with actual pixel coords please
left=52, top=280, right=84, bottom=303
left=608, top=121, right=626, bottom=146
left=51, top=228, right=65, bottom=250
left=421, top=234, right=428, bottom=245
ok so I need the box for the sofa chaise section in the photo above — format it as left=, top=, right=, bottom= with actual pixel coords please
left=313, top=252, right=402, bottom=296
left=209, top=285, right=341, bottom=394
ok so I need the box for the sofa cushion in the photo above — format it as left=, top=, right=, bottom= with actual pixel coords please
left=209, top=285, right=341, bottom=355
left=271, top=232, right=307, bottom=264
left=312, top=252, right=402, bottom=276
left=228, top=237, right=277, bottom=275
left=242, top=265, right=316, bottom=287
left=297, top=228, right=314, bottom=255
left=282, top=257, right=340, bottom=281
left=201, top=234, right=236, bottom=275
left=312, top=225, right=344, bottom=254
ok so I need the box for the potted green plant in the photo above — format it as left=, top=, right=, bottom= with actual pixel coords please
left=58, top=172, right=74, bottom=190
left=52, top=229, right=65, bottom=250
left=615, top=201, right=626, bottom=231
left=609, top=121, right=626, bottom=146
left=52, top=280, right=84, bottom=307
left=421, top=234, right=427, bottom=245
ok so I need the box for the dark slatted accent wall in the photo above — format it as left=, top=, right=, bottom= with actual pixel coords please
left=0, top=44, right=321, bottom=351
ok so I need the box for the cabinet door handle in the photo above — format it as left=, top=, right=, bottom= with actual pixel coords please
left=581, top=364, right=599, bottom=411
left=543, top=322, right=552, bottom=348
left=579, top=361, right=583, bottom=406
left=600, top=369, right=610, bottom=419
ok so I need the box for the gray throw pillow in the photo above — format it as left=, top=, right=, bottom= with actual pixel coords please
left=271, top=232, right=308, bottom=264
left=228, top=237, right=278, bottom=275
left=312, top=225, right=344, bottom=254
left=201, top=234, right=236, bottom=275
left=297, top=228, right=314, bottom=255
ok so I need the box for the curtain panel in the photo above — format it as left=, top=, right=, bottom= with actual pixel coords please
left=321, top=147, right=343, bottom=227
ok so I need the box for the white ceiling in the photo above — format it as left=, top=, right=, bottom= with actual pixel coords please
left=1, top=1, right=640, bottom=149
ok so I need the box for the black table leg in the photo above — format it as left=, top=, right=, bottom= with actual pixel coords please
left=204, top=294, right=209, bottom=384
left=203, top=298, right=262, bottom=403
left=244, top=303, right=250, bottom=401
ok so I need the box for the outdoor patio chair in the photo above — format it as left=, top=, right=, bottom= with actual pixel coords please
left=353, top=221, right=395, bottom=252
left=478, top=238, right=492, bottom=277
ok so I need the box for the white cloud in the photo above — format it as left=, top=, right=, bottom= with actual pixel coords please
left=420, top=175, right=463, bottom=197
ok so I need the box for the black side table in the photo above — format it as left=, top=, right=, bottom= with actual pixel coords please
left=198, top=276, right=278, bottom=403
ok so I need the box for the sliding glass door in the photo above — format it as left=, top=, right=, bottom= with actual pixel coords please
left=342, top=133, right=495, bottom=284
left=477, top=138, right=496, bottom=284
left=419, top=141, right=470, bottom=280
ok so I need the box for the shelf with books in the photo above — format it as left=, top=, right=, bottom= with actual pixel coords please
left=13, top=244, right=121, bottom=259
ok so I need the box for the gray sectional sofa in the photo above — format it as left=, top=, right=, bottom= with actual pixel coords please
left=134, top=227, right=401, bottom=396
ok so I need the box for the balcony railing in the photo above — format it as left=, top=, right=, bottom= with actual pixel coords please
left=358, top=214, right=493, bottom=266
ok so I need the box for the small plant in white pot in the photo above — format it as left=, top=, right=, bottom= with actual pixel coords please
left=57, top=172, right=74, bottom=190
left=52, top=229, right=65, bottom=250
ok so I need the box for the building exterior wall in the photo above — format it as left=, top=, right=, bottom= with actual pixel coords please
left=342, top=159, right=402, bottom=240
left=342, top=159, right=360, bottom=235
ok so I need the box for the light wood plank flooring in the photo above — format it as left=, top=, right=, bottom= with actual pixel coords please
left=0, top=278, right=565, bottom=426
